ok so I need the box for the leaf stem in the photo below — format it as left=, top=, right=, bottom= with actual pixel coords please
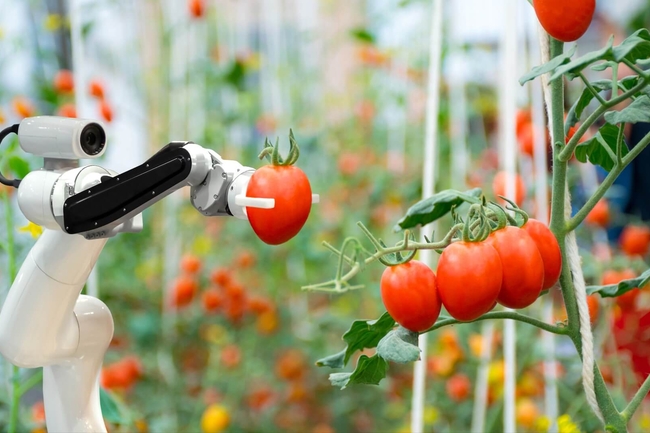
left=621, top=373, right=650, bottom=421
left=622, top=58, right=648, bottom=79
left=579, top=72, right=607, bottom=105
left=424, top=310, right=569, bottom=335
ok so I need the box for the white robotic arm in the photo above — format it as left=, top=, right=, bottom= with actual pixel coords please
left=0, top=117, right=296, bottom=432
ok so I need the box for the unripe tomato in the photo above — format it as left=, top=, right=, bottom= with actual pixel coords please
left=602, top=269, right=638, bottom=312
left=246, top=165, right=312, bottom=245
left=533, top=0, right=595, bottom=43
left=380, top=260, right=441, bottom=332
left=488, top=227, right=545, bottom=309
left=522, top=219, right=562, bottom=290
left=446, top=373, right=471, bottom=402
left=585, top=199, right=610, bottom=228
left=201, top=404, right=230, bottom=433
left=437, top=241, right=502, bottom=321
left=620, top=225, right=650, bottom=257
left=492, top=171, right=526, bottom=205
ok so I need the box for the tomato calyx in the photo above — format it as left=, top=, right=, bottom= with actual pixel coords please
left=258, top=129, right=300, bottom=166
left=497, top=196, right=529, bottom=227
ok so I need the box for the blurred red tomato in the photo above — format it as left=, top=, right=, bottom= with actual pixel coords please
left=585, top=199, right=610, bottom=228
left=180, top=254, right=202, bottom=274
left=620, top=225, right=650, bottom=257
left=89, top=79, right=105, bottom=99
left=56, top=103, right=77, bottom=118
left=492, top=171, right=526, bottom=205
left=53, top=70, right=74, bottom=93
left=169, top=276, right=198, bottom=307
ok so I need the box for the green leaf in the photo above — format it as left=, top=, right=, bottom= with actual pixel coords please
left=223, top=59, right=246, bottom=90
left=519, top=45, right=576, bottom=85
left=394, top=188, right=482, bottom=231
left=574, top=124, right=627, bottom=172
left=100, top=388, right=123, bottom=424
left=612, top=29, right=650, bottom=63
left=343, top=312, right=395, bottom=365
left=376, top=327, right=420, bottom=364
left=316, top=349, right=346, bottom=369
left=549, top=38, right=615, bottom=82
left=328, top=355, right=389, bottom=390
left=591, top=63, right=609, bottom=72
left=8, top=156, right=30, bottom=178
left=587, top=268, right=650, bottom=298
left=604, top=94, right=650, bottom=124
left=350, top=28, right=375, bottom=44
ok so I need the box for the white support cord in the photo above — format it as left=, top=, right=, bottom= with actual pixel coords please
left=471, top=321, right=495, bottom=433
left=411, top=1, right=443, bottom=432
left=537, top=27, right=605, bottom=424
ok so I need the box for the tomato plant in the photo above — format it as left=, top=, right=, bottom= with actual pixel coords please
left=532, top=0, right=595, bottom=42
left=437, top=241, right=502, bottom=321
left=246, top=132, right=313, bottom=245
left=488, top=226, right=545, bottom=309
left=380, top=260, right=441, bottom=332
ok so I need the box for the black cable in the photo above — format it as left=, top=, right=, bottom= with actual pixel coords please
left=0, top=124, right=21, bottom=188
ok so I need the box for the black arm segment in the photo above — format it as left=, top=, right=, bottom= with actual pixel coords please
left=63, top=143, right=193, bottom=234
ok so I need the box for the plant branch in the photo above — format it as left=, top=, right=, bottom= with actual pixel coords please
left=424, top=310, right=569, bottom=335
left=622, top=58, right=648, bottom=79
left=621, top=373, right=650, bottom=421
left=579, top=72, right=607, bottom=105
left=567, top=129, right=650, bottom=232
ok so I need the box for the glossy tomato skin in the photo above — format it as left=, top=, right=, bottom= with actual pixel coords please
left=380, top=260, right=441, bottom=332
left=437, top=241, right=502, bottom=321
left=488, top=227, right=545, bottom=309
left=533, top=0, right=595, bottom=43
left=246, top=165, right=312, bottom=245
left=522, top=219, right=562, bottom=290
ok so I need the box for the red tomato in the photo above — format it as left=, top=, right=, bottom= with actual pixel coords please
left=210, top=267, right=232, bottom=287
left=488, top=227, right=545, bottom=309
left=587, top=294, right=599, bottom=323
left=202, top=289, right=223, bottom=313
left=88, top=79, right=105, bottom=99
left=170, top=276, right=198, bottom=307
left=602, top=269, right=638, bottom=312
left=437, top=241, right=502, bottom=321
left=180, top=254, right=202, bottom=274
left=620, top=225, right=650, bottom=257
left=12, top=97, right=34, bottom=118
left=522, top=219, right=562, bottom=290
left=492, top=171, right=526, bottom=205
left=516, top=109, right=531, bottom=138
left=56, top=103, right=77, bottom=118
left=247, top=295, right=274, bottom=315
left=518, top=122, right=535, bottom=157
left=188, top=0, right=205, bottom=18
left=275, top=349, right=306, bottom=381
left=585, top=199, right=610, bottom=228
left=220, top=344, right=241, bottom=369
left=53, top=70, right=74, bottom=93
left=446, top=373, right=471, bottom=402
left=246, top=165, right=312, bottom=245
left=380, top=260, right=441, bottom=332
left=99, top=100, right=113, bottom=123
left=533, top=0, right=595, bottom=42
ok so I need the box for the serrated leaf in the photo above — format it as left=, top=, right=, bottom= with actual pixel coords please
left=316, top=349, right=346, bottom=369
left=8, top=156, right=29, bottom=178
left=587, top=268, right=650, bottom=297
left=350, top=28, right=375, bottom=44
left=100, top=388, right=123, bottom=423
left=612, top=28, right=650, bottom=63
left=343, top=312, right=395, bottom=365
left=565, top=76, right=641, bottom=131
left=329, top=355, right=389, bottom=390
left=394, top=188, right=482, bottom=231
left=550, top=38, right=615, bottom=83
left=377, top=327, right=420, bottom=364
left=519, top=45, right=576, bottom=85
left=604, top=94, right=650, bottom=124
left=574, top=124, right=627, bottom=172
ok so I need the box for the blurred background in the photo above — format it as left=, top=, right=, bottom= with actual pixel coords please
left=2, top=0, right=650, bottom=432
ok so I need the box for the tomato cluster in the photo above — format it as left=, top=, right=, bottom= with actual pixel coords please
left=380, top=217, right=562, bottom=331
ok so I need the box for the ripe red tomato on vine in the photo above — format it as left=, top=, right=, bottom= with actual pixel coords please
left=492, top=171, right=526, bottom=205
left=533, top=0, right=595, bottom=42
left=585, top=200, right=610, bottom=228
left=246, top=132, right=313, bottom=245
left=488, top=226, right=545, bottom=309
left=53, top=69, right=74, bottom=94
left=619, top=225, right=650, bottom=257
left=188, top=0, right=205, bottom=18
left=437, top=241, right=502, bottom=321
left=522, top=219, right=562, bottom=290
left=380, top=260, right=441, bottom=332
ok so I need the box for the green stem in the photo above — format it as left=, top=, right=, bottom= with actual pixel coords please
left=579, top=72, right=607, bottom=105
left=16, top=370, right=43, bottom=397
left=560, top=75, right=649, bottom=161
left=424, top=310, right=569, bottom=335
left=621, top=374, right=650, bottom=421
left=4, top=192, right=20, bottom=433
left=622, top=58, right=648, bottom=79
left=567, top=129, right=650, bottom=232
